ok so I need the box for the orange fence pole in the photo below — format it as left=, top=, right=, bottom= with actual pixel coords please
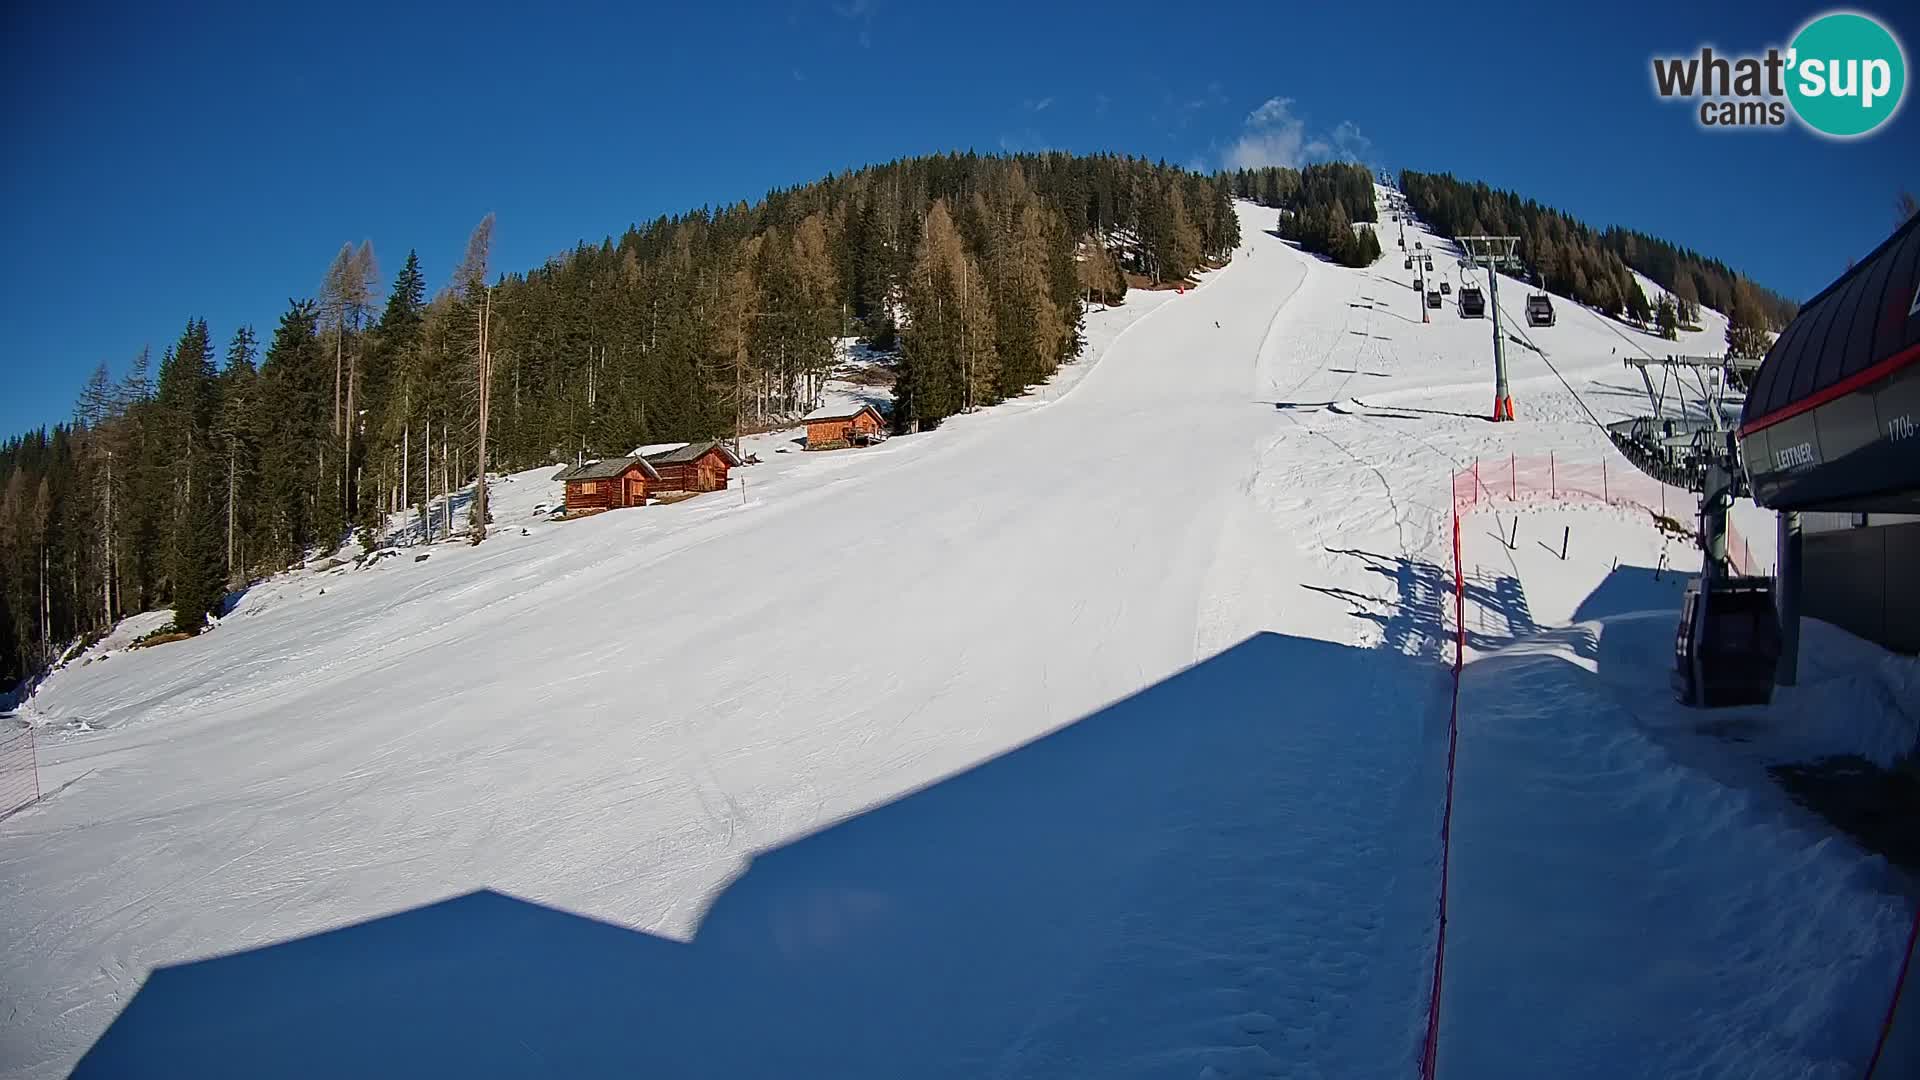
left=1865, top=908, right=1920, bottom=1079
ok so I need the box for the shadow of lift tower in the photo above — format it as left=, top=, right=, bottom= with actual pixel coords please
left=1457, top=235, right=1524, bottom=421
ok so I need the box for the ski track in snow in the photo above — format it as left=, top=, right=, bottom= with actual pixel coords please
left=0, top=196, right=1910, bottom=1079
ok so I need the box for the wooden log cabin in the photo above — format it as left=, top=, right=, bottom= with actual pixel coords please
left=642, top=440, right=742, bottom=493
left=803, top=404, right=887, bottom=450
left=552, top=456, right=659, bottom=513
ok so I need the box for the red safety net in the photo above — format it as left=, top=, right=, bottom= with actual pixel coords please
left=1450, top=453, right=1759, bottom=575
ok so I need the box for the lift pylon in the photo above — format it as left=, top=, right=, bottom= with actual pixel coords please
left=1457, top=235, right=1523, bottom=421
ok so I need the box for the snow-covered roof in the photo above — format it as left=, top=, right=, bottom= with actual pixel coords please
left=802, top=402, right=885, bottom=423
left=632, top=441, right=690, bottom=458
left=644, top=439, right=742, bottom=467
left=553, top=456, right=659, bottom=482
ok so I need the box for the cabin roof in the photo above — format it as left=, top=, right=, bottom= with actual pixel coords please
left=644, top=439, right=742, bottom=467
left=802, top=402, right=885, bottom=424
left=553, top=456, right=659, bottom=483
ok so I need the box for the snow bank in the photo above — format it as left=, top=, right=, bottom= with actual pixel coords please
left=1444, top=612, right=1914, bottom=1079
left=1444, top=492, right=1917, bottom=1078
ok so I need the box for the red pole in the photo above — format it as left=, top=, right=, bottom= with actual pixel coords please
left=1510, top=454, right=1516, bottom=499
left=1453, top=511, right=1464, bottom=673
left=1550, top=451, right=1556, bottom=499
left=1865, top=907, right=1920, bottom=1080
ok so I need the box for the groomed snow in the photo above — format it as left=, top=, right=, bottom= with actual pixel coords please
left=0, top=194, right=1910, bottom=1079
left=1442, top=502, right=1919, bottom=1078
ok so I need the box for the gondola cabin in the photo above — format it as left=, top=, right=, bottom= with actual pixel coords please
left=553, top=456, right=659, bottom=512
left=803, top=404, right=887, bottom=450
left=1672, top=576, right=1781, bottom=707
left=643, top=440, right=742, bottom=493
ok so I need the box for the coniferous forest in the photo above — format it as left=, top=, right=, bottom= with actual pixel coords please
left=1227, top=164, right=1384, bottom=268
left=0, top=152, right=1240, bottom=687
left=1396, top=170, right=1797, bottom=342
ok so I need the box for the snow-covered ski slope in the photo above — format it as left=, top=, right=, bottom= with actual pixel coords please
left=2, top=194, right=1910, bottom=1078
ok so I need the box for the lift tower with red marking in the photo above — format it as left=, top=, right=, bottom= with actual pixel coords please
left=1457, top=235, right=1523, bottom=421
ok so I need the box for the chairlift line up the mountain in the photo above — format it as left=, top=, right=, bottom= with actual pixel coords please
left=1456, top=235, right=1523, bottom=421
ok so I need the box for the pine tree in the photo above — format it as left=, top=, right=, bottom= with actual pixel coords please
left=1077, top=234, right=1126, bottom=307
left=154, top=320, right=224, bottom=633
left=1724, top=279, right=1771, bottom=359
left=383, top=250, right=427, bottom=332
left=1324, top=198, right=1356, bottom=266
left=1622, top=272, right=1652, bottom=324
left=851, top=196, right=894, bottom=335
left=1672, top=274, right=1701, bottom=328
left=899, top=199, right=991, bottom=427
left=991, top=201, right=1066, bottom=397
left=1654, top=294, right=1679, bottom=340
left=450, top=215, right=495, bottom=542
left=218, top=327, right=260, bottom=579
left=258, top=300, right=326, bottom=564
left=788, top=212, right=843, bottom=411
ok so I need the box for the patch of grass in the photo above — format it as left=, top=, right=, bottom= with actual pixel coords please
left=840, top=363, right=897, bottom=388
left=130, top=631, right=193, bottom=650
left=1123, top=272, right=1195, bottom=292
left=1651, top=513, right=1692, bottom=541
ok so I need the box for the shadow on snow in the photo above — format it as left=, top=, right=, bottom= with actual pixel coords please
left=75, top=631, right=1450, bottom=1079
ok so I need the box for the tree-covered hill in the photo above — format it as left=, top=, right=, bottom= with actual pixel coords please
left=1398, top=170, right=1797, bottom=334
left=0, top=152, right=1239, bottom=685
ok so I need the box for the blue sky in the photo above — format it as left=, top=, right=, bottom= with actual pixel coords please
left=2, top=0, right=1914, bottom=437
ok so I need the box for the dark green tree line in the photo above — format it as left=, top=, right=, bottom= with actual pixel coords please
left=1398, top=170, right=1797, bottom=327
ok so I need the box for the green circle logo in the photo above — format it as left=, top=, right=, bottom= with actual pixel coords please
left=1787, top=12, right=1906, bottom=137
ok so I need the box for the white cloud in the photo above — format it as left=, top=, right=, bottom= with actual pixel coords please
left=1225, top=97, right=1316, bottom=169
left=1330, top=120, right=1372, bottom=161
left=1223, top=97, right=1370, bottom=170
